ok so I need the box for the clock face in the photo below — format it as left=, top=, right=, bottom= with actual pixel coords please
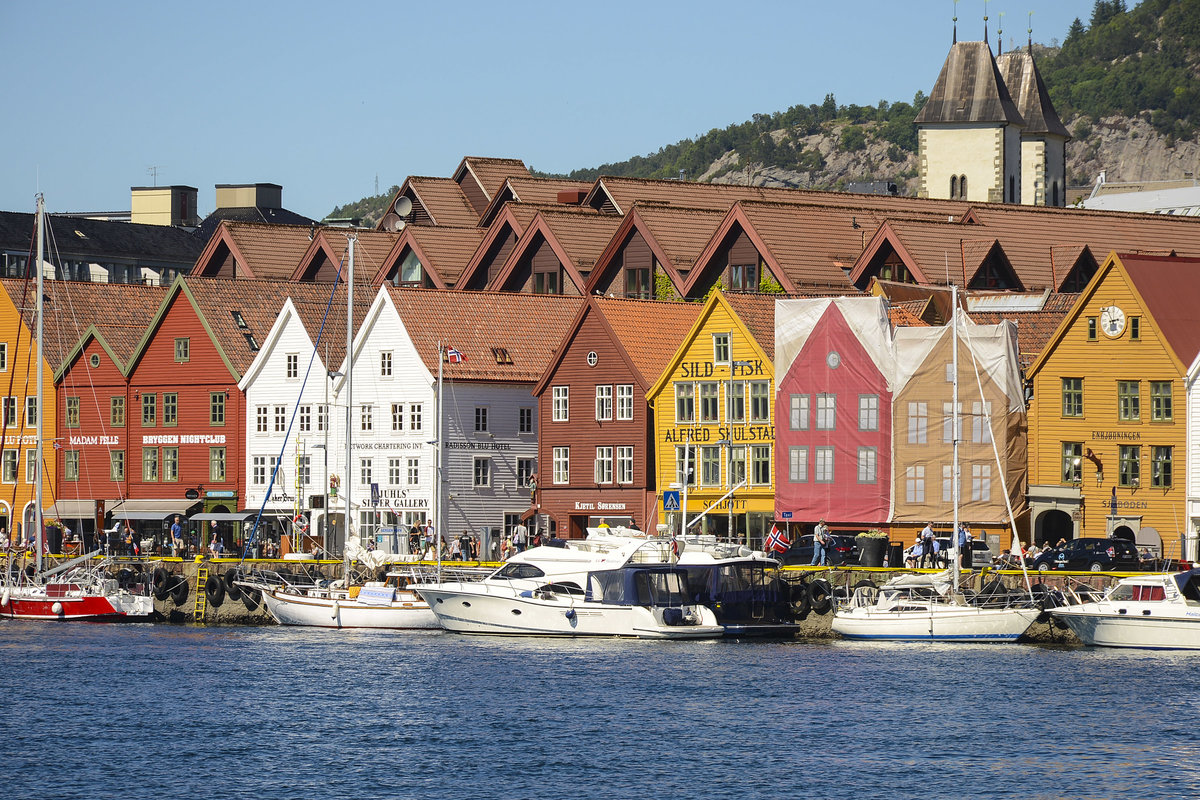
left=1099, top=305, right=1126, bottom=338
left=827, top=351, right=841, bottom=369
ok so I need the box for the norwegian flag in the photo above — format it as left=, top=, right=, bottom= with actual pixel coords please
left=764, top=523, right=791, bottom=554
left=446, top=346, right=466, bottom=363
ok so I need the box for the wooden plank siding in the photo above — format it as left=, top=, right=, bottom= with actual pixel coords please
left=56, top=336, right=128, bottom=519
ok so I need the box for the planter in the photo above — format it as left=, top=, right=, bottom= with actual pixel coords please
left=856, top=535, right=888, bottom=567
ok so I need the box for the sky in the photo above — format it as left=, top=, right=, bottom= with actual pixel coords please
left=1, top=0, right=1100, bottom=221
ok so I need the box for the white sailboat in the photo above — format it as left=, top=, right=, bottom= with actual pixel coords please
left=832, top=285, right=1039, bottom=642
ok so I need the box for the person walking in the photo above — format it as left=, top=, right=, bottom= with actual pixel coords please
left=512, top=521, right=528, bottom=553
left=810, top=519, right=830, bottom=567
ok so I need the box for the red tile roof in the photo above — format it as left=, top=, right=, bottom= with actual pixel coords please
left=192, top=221, right=317, bottom=279
left=590, top=297, right=703, bottom=384
left=723, top=293, right=778, bottom=360
left=405, top=176, right=482, bottom=227
left=1120, top=253, right=1200, bottom=367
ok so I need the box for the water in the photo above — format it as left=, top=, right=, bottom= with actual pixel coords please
left=1, top=624, right=1197, bottom=800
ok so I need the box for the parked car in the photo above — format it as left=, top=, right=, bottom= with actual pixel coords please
left=934, top=538, right=994, bottom=568
left=1030, top=538, right=1141, bottom=572
left=780, top=534, right=859, bottom=566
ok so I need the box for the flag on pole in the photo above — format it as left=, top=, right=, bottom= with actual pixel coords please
left=446, top=346, right=466, bottom=363
left=765, top=523, right=791, bottom=554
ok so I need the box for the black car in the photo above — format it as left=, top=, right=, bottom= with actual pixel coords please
left=780, top=534, right=859, bottom=567
left=1031, top=538, right=1141, bottom=572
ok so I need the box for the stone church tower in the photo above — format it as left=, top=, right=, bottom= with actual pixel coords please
left=916, top=30, right=1069, bottom=206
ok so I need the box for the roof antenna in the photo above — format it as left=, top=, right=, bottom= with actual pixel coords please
left=952, top=0, right=958, bottom=43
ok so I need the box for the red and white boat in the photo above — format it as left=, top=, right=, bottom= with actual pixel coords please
left=2, top=552, right=155, bottom=621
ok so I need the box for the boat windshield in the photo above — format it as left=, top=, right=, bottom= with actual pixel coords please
left=1110, top=583, right=1165, bottom=602
left=492, top=562, right=545, bottom=580
left=586, top=568, right=690, bottom=607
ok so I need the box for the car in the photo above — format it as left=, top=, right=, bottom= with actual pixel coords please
left=933, top=537, right=994, bottom=569
left=780, top=533, right=859, bottom=566
left=1030, top=538, right=1141, bottom=572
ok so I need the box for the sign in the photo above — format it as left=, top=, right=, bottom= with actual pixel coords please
left=780, top=511, right=793, bottom=520
left=206, top=490, right=236, bottom=499
left=663, top=491, right=680, bottom=511
left=574, top=500, right=626, bottom=511
left=184, top=488, right=200, bottom=500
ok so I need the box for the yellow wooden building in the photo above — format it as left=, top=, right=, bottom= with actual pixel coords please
left=1027, top=252, right=1199, bottom=559
left=646, top=291, right=776, bottom=546
left=0, top=279, right=58, bottom=544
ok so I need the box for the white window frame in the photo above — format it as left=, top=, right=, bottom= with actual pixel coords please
left=615, top=385, right=634, bottom=421
left=674, top=382, right=695, bottom=424
left=380, top=351, right=393, bottom=377
left=286, top=353, right=299, bottom=379
left=392, top=403, right=404, bottom=431
left=552, top=446, right=569, bottom=484
left=552, top=386, right=569, bottom=422
left=595, top=385, right=613, bottom=421
left=360, top=458, right=373, bottom=486
left=616, top=446, right=633, bottom=484
left=712, top=332, right=731, bottom=365
left=594, top=446, right=613, bottom=484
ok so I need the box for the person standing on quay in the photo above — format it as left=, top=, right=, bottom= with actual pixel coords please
left=512, top=520, right=528, bottom=553
left=919, top=522, right=936, bottom=568
left=810, top=519, right=830, bottom=567
left=170, top=515, right=183, bottom=557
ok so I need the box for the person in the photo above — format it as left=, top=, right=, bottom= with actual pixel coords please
left=500, top=536, right=511, bottom=560
left=919, top=522, right=936, bottom=568
left=904, top=535, right=921, bottom=569
left=450, top=536, right=462, bottom=560
left=170, top=515, right=183, bottom=557
left=597, top=518, right=610, bottom=529
left=957, top=523, right=973, bottom=569
left=810, top=519, right=830, bottom=567
left=512, top=521, right=528, bottom=553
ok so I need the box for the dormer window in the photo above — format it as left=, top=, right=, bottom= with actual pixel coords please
left=244, top=333, right=260, bottom=351
left=491, top=347, right=512, bottom=365
left=232, top=311, right=248, bottom=329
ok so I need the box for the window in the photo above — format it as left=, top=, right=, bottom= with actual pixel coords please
left=517, top=458, right=536, bottom=487
left=1, top=449, right=15, bottom=482
left=207, top=392, right=224, bottom=426
left=1117, top=381, right=1140, bottom=421
left=971, top=401, right=992, bottom=443
left=0, top=343, right=5, bottom=371
left=1151, top=382, right=1173, bottom=421
left=391, top=403, right=404, bottom=431
left=386, top=458, right=402, bottom=486
left=676, top=445, right=697, bottom=486
left=728, top=382, right=746, bottom=423
left=25, top=449, right=37, bottom=483
left=24, top=397, right=37, bottom=426
left=552, top=387, right=569, bottom=422
left=359, top=458, right=373, bottom=486
left=789, top=394, right=810, bottom=431
left=950, top=175, right=958, bottom=198
left=533, top=268, right=559, bottom=295
left=299, top=405, right=312, bottom=432
left=65, top=397, right=80, bottom=428
left=519, top=407, right=534, bottom=433
left=730, top=261, right=757, bottom=292
left=297, top=455, right=310, bottom=487
left=286, top=354, right=299, bottom=379
left=1, top=397, right=14, bottom=427
left=361, top=405, right=373, bottom=432
left=1062, top=442, right=1083, bottom=483
left=595, top=386, right=613, bottom=421
left=908, top=402, right=927, bottom=443
left=256, top=406, right=268, bottom=432
left=253, top=455, right=267, bottom=486
left=407, top=458, right=420, bottom=486
left=942, top=402, right=963, bottom=443
left=1130, top=317, right=1140, bottom=340
left=857, top=447, right=877, bottom=483
left=110, top=450, right=124, bottom=482
left=210, top=447, right=226, bottom=482
left=318, top=405, right=328, bottom=432
left=942, top=464, right=954, bottom=503
left=700, top=446, right=720, bottom=487
left=552, top=447, right=569, bottom=484
left=971, top=464, right=991, bottom=502
left=110, top=397, right=125, bottom=428
left=905, top=465, right=925, bottom=503
left=594, top=447, right=613, bottom=484
left=615, top=385, right=634, bottom=421
left=1087, top=317, right=1097, bottom=341
left=163, top=447, right=179, bottom=482
left=143, top=447, right=159, bottom=482
left=699, top=382, right=720, bottom=423
left=409, top=403, right=423, bottom=431
left=713, top=333, right=730, bottom=365
left=750, top=381, right=771, bottom=423
left=474, top=407, right=489, bottom=433
left=274, top=405, right=286, bottom=433
left=65, top=450, right=79, bottom=481
left=816, top=394, right=836, bottom=430
left=674, top=383, right=695, bottom=423
left=1118, top=445, right=1140, bottom=488
left=858, top=395, right=878, bottom=431
left=156, top=393, right=175, bottom=426
left=751, top=445, right=771, bottom=485
left=1152, top=446, right=1173, bottom=488
left=380, top=351, right=392, bottom=377
left=1062, top=378, right=1083, bottom=417
left=625, top=267, right=652, bottom=299
left=174, top=337, right=189, bottom=363
left=788, top=446, right=808, bottom=483
left=474, top=457, right=492, bottom=487
left=730, top=446, right=746, bottom=486
left=945, top=363, right=955, bottom=382
left=616, top=447, right=633, bottom=484
left=815, top=446, right=834, bottom=483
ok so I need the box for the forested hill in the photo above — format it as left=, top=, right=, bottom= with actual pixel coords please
left=329, top=0, right=1200, bottom=221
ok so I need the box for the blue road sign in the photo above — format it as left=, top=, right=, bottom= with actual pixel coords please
left=780, top=511, right=793, bottom=519
left=663, top=491, right=680, bottom=511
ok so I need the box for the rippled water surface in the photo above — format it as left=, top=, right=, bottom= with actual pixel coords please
left=1, top=623, right=1197, bottom=799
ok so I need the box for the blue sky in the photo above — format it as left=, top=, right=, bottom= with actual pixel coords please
left=1, top=0, right=1098, bottom=221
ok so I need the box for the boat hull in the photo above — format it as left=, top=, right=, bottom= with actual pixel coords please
left=0, top=592, right=154, bottom=621
left=261, top=588, right=439, bottom=629
left=419, top=584, right=723, bottom=638
left=832, top=605, right=1040, bottom=642
left=1052, top=607, right=1200, bottom=650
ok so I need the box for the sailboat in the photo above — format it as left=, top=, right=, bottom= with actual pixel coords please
left=1, top=196, right=154, bottom=621
left=831, top=285, right=1040, bottom=642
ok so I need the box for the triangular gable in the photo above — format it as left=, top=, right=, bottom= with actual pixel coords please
left=584, top=207, right=688, bottom=297
left=330, top=286, right=410, bottom=396
left=490, top=213, right=590, bottom=294
left=53, top=325, right=127, bottom=382
left=236, top=297, right=316, bottom=391
left=191, top=220, right=255, bottom=278
left=962, top=239, right=1023, bottom=291
left=583, top=177, right=621, bottom=215
left=680, top=204, right=798, bottom=298
left=533, top=296, right=662, bottom=397
left=124, top=276, right=243, bottom=382
left=457, top=205, right=527, bottom=291
left=848, top=220, right=933, bottom=290
left=290, top=231, right=346, bottom=282
left=775, top=296, right=895, bottom=387
left=1027, top=252, right=1122, bottom=378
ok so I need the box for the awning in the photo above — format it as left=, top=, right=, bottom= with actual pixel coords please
left=46, top=500, right=96, bottom=519
left=189, top=511, right=255, bottom=522
left=106, top=499, right=197, bottom=520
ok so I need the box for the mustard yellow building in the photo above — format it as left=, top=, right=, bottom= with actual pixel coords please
left=1027, top=252, right=1199, bottom=559
left=647, top=291, right=776, bottom=545
left=0, top=279, right=58, bottom=543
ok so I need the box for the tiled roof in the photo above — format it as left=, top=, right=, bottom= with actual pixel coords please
left=457, top=157, right=531, bottom=202
left=2, top=278, right=168, bottom=373
left=591, top=297, right=703, bottom=384
left=966, top=304, right=1073, bottom=371
left=402, top=226, right=486, bottom=286
left=914, top=41, right=1024, bottom=126
left=307, top=228, right=401, bottom=282
left=1120, top=253, right=1200, bottom=367
left=196, top=221, right=318, bottom=279
left=535, top=208, right=621, bottom=275
left=283, top=282, right=374, bottom=372
left=0, top=210, right=204, bottom=265
left=723, top=293, right=777, bottom=360
left=996, top=49, right=1070, bottom=138
left=629, top=204, right=728, bottom=274
left=386, top=288, right=581, bottom=382
left=887, top=305, right=929, bottom=328
left=405, top=176, right=481, bottom=227
left=480, top=177, right=594, bottom=226
left=192, top=205, right=315, bottom=244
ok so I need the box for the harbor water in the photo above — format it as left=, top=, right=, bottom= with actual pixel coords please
left=1, top=623, right=1197, bottom=800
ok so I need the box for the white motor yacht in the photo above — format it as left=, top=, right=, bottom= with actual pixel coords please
left=1050, top=568, right=1200, bottom=649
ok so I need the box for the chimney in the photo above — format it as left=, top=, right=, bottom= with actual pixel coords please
left=215, top=183, right=283, bottom=210
left=556, top=190, right=587, bottom=205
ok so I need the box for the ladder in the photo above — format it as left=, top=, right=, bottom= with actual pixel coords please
left=193, top=567, right=208, bottom=623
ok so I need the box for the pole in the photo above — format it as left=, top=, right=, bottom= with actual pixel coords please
left=34, top=195, right=44, bottom=574
left=343, top=234, right=355, bottom=583
left=435, top=343, right=443, bottom=582
left=680, top=445, right=690, bottom=537
left=951, top=283, right=961, bottom=593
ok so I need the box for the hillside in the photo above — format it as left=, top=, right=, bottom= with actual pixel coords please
left=328, top=0, right=1200, bottom=221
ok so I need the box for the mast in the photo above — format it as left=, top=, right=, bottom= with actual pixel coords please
left=34, top=195, right=45, bottom=574
left=343, top=234, right=355, bottom=581
left=951, top=283, right=961, bottom=594
left=434, top=343, right=443, bottom=582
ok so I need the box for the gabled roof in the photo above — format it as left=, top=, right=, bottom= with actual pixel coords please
left=377, top=176, right=481, bottom=229
left=191, top=220, right=317, bottom=279
left=372, top=225, right=485, bottom=288
left=479, top=176, right=593, bottom=227
left=384, top=287, right=581, bottom=382
left=192, top=205, right=315, bottom=245
left=291, top=228, right=401, bottom=282
left=453, top=157, right=531, bottom=206
left=491, top=208, right=620, bottom=292
left=722, top=293, right=778, bottom=360
left=1, top=278, right=167, bottom=377
left=585, top=203, right=727, bottom=296
left=0, top=210, right=204, bottom=267
left=455, top=202, right=550, bottom=291
left=914, top=40, right=1025, bottom=126
left=966, top=302, right=1075, bottom=372
left=996, top=48, right=1070, bottom=139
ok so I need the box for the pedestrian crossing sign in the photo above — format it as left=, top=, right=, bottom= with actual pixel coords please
left=663, top=491, right=680, bottom=511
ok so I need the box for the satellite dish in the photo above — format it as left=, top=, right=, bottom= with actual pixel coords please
left=393, top=196, right=413, bottom=217
left=381, top=212, right=402, bottom=232
left=184, top=488, right=200, bottom=500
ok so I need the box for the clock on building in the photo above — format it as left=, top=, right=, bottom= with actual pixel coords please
left=1099, top=305, right=1126, bottom=338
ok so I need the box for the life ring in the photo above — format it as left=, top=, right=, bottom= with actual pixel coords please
left=223, top=569, right=242, bottom=601
left=205, top=574, right=225, bottom=607
left=790, top=581, right=811, bottom=616
left=808, top=579, right=833, bottom=615
left=152, top=568, right=172, bottom=600
left=171, top=576, right=190, bottom=606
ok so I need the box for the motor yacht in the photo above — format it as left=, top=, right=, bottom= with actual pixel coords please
left=1050, top=568, right=1200, bottom=649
